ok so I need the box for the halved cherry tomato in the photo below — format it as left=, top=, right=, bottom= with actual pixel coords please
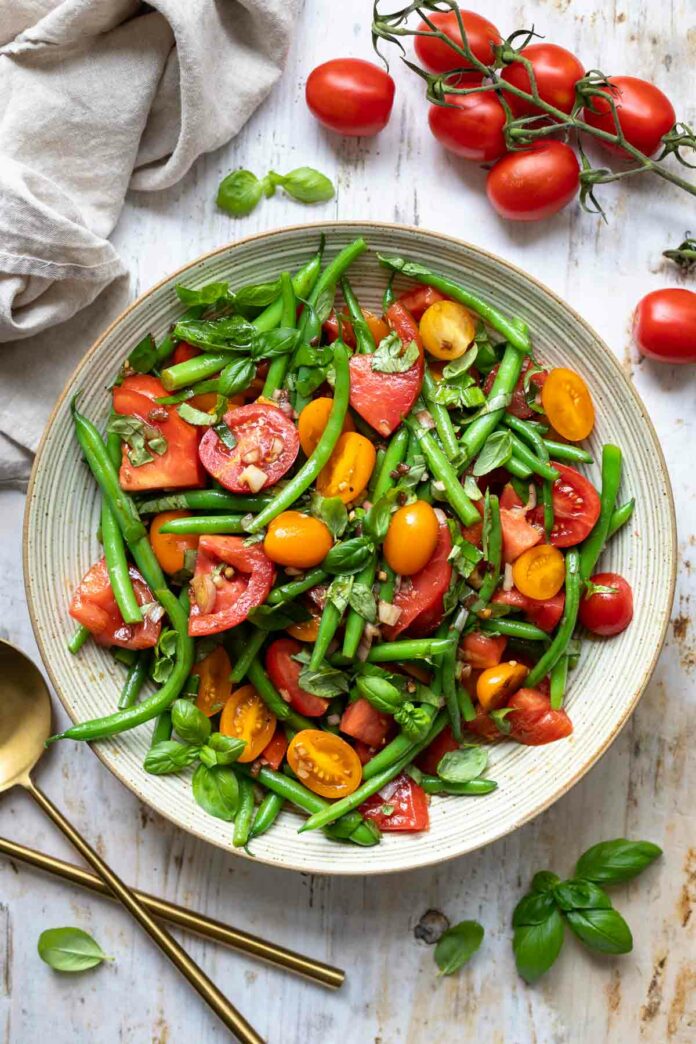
left=263, top=511, right=333, bottom=569
left=287, top=729, right=362, bottom=798
left=265, top=637, right=329, bottom=717
left=460, top=631, right=507, bottom=668
left=583, top=76, right=675, bottom=157
left=192, top=645, right=232, bottom=717
left=633, top=288, right=696, bottom=364
left=466, top=707, right=503, bottom=743
left=483, top=357, right=547, bottom=419
left=578, top=572, right=633, bottom=636
left=476, top=660, right=528, bottom=712
left=530, top=463, right=601, bottom=547
left=149, top=511, right=199, bottom=576
left=220, top=684, right=276, bottom=763
left=382, top=523, right=452, bottom=639
left=171, top=342, right=200, bottom=365
left=259, top=729, right=289, bottom=771
left=414, top=8, right=502, bottom=82
left=500, top=507, right=543, bottom=564
left=428, top=92, right=507, bottom=162
left=507, top=688, right=573, bottom=745
left=396, top=286, right=446, bottom=320
left=360, top=774, right=429, bottom=832
left=419, top=300, right=477, bottom=360
left=323, top=310, right=390, bottom=347
left=287, top=609, right=321, bottom=643
left=493, top=586, right=565, bottom=633
left=297, top=396, right=354, bottom=457
left=349, top=301, right=424, bottom=436
left=198, top=403, right=299, bottom=493
left=501, top=43, right=585, bottom=116
left=541, top=367, right=594, bottom=441
left=305, top=59, right=395, bottom=136
left=188, top=536, right=275, bottom=637
left=316, top=431, right=376, bottom=504
left=512, top=544, right=566, bottom=600
left=383, top=500, right=439, bottom=576
left=415, top=724, right=460, bottom=775
left=69, top=558, right=160, bottom=649
left=486, top=142, right=580, bottom=222
left=340, top=698, right=391, bottom=748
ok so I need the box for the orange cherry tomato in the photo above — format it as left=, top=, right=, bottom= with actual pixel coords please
left=383, top=500, right=440, bottom=575
left=476, top=660, right=529, bottom=712
left=541, top=367, right=594, bottom=441
left=287, top=613, right=321, bottom=642
left=316, top=431, right=376, bottom=504
left=149, top=511, right=199, bottom=575
left=263, top=511, right=333, bottom=569
left=419, top=300, right=476, bottom=361
left=512, top=544, right=566, bottom=601
left=364, top=311, right=390, bottom=344
left=286, top=729, right=362, bottom=798
left=188, top=392, right=245, bottom=413
left=297, top=397, right=354, bottom=457
left=220, top=684, right=276, bottom=763
left=192, top=645, right=232, bottom=717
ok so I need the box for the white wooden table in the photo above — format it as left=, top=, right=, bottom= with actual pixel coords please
left=1, top=2, right=694, bottom=1041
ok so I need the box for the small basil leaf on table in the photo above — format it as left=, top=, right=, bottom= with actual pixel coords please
left=127, top=333, right=157, bottom=374
left=271, top=167, right=336, bottom=204
left=512, top=891, right=557, bottom=927
left=191, top=764, right=240, bottom=821
left=437, top=746, right=488, bottom=784
left=513, top=908, right=565, bottom=983
left=217, top=169, right=263, bottom=217
left=38, top=927, right=112, bottom=973
left=574, top=839, right=662, bottom=884
left=565, top=908, right=633, bottom=955
left=434, top=920, right=484, bottom=976
left=171, top=698, right=211, bottom=746
left=553, top=879, right=612, bottom=912
left=144, top=740, right=201, bottom=775
left=532, top=870, right=562, bottom=894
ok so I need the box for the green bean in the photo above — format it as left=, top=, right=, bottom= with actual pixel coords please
left=137, top=490, right=272, bottom=514
left=503, top=413, right=550, bottom=461
left=160, top=352, right=230, bottom=391
left=229, top=628, right=266, bottom=684
left=232, top=777, right=255, bottom=847
left=154, top=306, right=205, bottom=364
left=112, top=647, right=138, bottom=668
left=542, top=479, right=554, bottom=538
left=101, top=431, right=142, bottom=624
left=118, top=651, right=149, bottom=710
left=67, top=625, right=90, bottom=655
left=526, top=549, right=581, bottom=687
left=460, top=344, right=526, bottom=464
left=245, top=657, right=314, bottom=732
left=441, top=627, right=462, bottom=741
left=247, top=342, right=350, bottom=532
left=480, top=618, right=549, bottom=641
left=422, top=368, right=459, bottom=459
left=310, top=602, right=342, bottom=670
left=159, top=515, right=245, bottom=535
left=362, top=706, right=439, bottom=781
left=507, top=455, right=533, bottom=480
left=506, top=432, right=560, bottom=483
left=341, top=276, right=377, bottom=353
left=579, top=445, right=623, bottom=580
left=365, top=637, right=454, bottom=663
left=477, top=494, right=501, bottom=606
left=543, top=440, right=594, bottom=464
left=266, top=568, right=328, bottom=606
left=607, top=498, right=635, bottom=540
left=263, top=270, right=297, bottom=396
left=249, top=791, right=284, bottom=839
left=419, top=776, right=497, bottom=796
left=405, top=415, right=480, bottom=526
left=457, top=684, right=476, bottom=723
left=549, top=654, right=569, bottom=710
left=378, top=564, right=396, bottom=604
left=150, top=709, right=173, bottom=747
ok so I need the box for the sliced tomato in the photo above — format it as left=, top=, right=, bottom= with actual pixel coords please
left=396, top=286, right=447, bottom=320
left=530, top=463, right=601, bottom=547
left=198, top=403, right=299, bottom=493
left=466, top=708, right=504, bottom=743
left=382, top=523, right=452, bottom=639
left=69, top=557, right=160, bottom=649
left=360, top=773, right=429, bottom=832
left=265, top=637, right=329, bottom=717
left=349, top=301, right=424, bottom=437
left=507, top=688, right=573, bottom=745
left=493, top=587, right=565, bottom=633
left=415, top=724, right=460, bottom=775
left=188, top=536, right=275, bottom=637
left=500, top=482, right=524, bottom=510
left=354, top=740, right=376, bottom=766
left=460, top=632, right=507, bottom=668
left=171, top=341, right=201, bottom=365
left=500, top=507, right=543, bottom=564
left=340, top=698, right=391, bottom=748
left=484, top=357, right=548, bottom=419
left=461, top=520, right=483, bottom=547
left=323, top=310, right=357, bottom=347
left=113, top=374, right=206, bottom=492
left=259, top=729, right=289, bottom=771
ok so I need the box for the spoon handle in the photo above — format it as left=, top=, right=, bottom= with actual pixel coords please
left=26, top=781, right=264, bottom=1044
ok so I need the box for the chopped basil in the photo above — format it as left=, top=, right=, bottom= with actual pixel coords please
left=371, top=330, right=420, bottom=374
left=107, top=414, right=168, bottom=468
left=213, top=422, right=237, bottom=450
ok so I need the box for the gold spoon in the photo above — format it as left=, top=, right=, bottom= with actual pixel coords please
left=0, top=639, right=263, bottom=1044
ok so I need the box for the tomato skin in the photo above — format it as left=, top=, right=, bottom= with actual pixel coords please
left=500, top=507, right=543, bottom=564
left=150, top=511, right=199, bottom=576
left=287, top=729, right=362, bottom=798
left=414, top=9, right=501, bottom=81
left=484, top=357, right=547, bottom=420
left=192, top=645, right=232, bottom=717
left=69, top=558, right=161, bottom=649
left=397, top=286, right=447, bottom=320
left=477, top=660, right=528, bottom=712
left=188, top=536, right=275, bottom=637
left=541, top=367, right=595, bottom=441
left=512, top=544, right=566, bottom=600
left=263, top=511, right=333, bottom=569
left=382, top=523, right=452, bottom=640
left=171, top=342, right=201, bottom=365
left=305, top=59, right=395, bottom=136
left=420, top=300, right=476, bottom=361
left=578, top=572, right=633, bottom=636
left=415, top=724, right=460, bottom=775
left=508, top=688, right=573, bottom=745
left=530, top=462, right=601, bottom=547
left=316, top=431, right=376, bottom=504
left=323, top=310, right=389, bottom=348
left=466, top=707, right=504, bottom=743
left=633, top=289, right=696, bottom=364
left=583, top=76, right=675, bottom=157
left=340, top=698, right=391, bottom=748
left=298, top=396, right=354, bottom=457
left=259, top=729, right=289, bottom=771
left=428, top=93, right=507, bottom=161
left=487, top=142, right=580, bottom=222
left=265, top=637, right=329, bottom=717
left=220, top=684, right=276, bottom=763
left=461, top=631, right=507, bottom=668
left=383, top=500, right=440, bottom=576
left=360, top=774, right=429, bottom=832
left=198, top=403, right=299, bottom=493
left=493, top=586, right=565, bottom=633
left=501, top=44, right=585, bottom=116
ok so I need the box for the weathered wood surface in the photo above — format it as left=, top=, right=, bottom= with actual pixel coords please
left=1, top=1, right=694, bottom=1041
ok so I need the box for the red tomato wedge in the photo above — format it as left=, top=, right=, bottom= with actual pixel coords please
left=188, top=536, right=275, bottom=636
left=460, top=632, right=507, bottom=668
left=340, top=698, right=392, bottom=748
left=171, top=341, right=201, bottom=365
left=360, top=774, right=429, bottom=832
left=396, top=286, right=447, bottom=320
left=113, top=374, right=205, bottom=492
left=483, top=357, right=547, bottom=419
left=259, top=729, right=289, bottom=771
left=382, top=523, right=452, bottom=639
left=500, top=507, right=543, bottom=564
left=265, top=637, right=329, bottom=717
left=69, top=557, right=160, bottom=649
left=349, top=301, right=424, bottom=437
left=493, top=587, right=565, bottom=633
left=507, top=688, right=573, bottom=745
left=415, top=724, right=460, bottom=775
left=530, top=462, right=600, bottom=547
left=198, top=403, right=299, bottom=493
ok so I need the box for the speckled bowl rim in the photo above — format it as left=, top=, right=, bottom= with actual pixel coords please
left=23, top=220, right=677, bottom=876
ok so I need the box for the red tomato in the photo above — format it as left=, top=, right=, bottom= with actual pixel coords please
left=461, top=632, right=507, bottom=668
left=461, top=520, right=483, bottom=548
left=508, top=688, right=573, bottom=745
left=487, top=142, right=580, bottom=222
left=428, top=92, right=507, bottom=162
left=265, top=637, right=329, bottom=717
left=340, top=698, right=391, bottom=748
left=397, top=286, right=447, bottom=321
left=466, top=708, right=503, bottom=742
left=69, top=558, right=160, bottom=649
left=500, top=507, right=543, bottom=564
left=198, top=403, right=299, bottom=493
left=188, top=536, right=275, bottom=637
left=354, top=740, right=375, bottom=766
left=493, top=587, right=565, bottom=633
left=305, top=59, right=395, bottom=136
left=113, top=375, right=205, bottom=492
left=323, top=310, right=357, bottom=348
left=633, top=289, right=696, bottom=364
left=579, top=572, right=634, bottom=636
left=483, top=357, right=547, bottom=420
left=349, top=301, right=424, bottom=437
left=171, top=341, right=201, bottom=365
left=530, top=463, right=600, bottom=547
left=501, top=44, right=585, bottom=116
left=583, top=76, right=675, bottom=157
left=499, top=482, right=524, bottom=510
left=259, top=729, right=288, bottom=771
left=382, top=523, right=452, bottom=639
left=360, top=774, right=429, bottom=832
left=414, top=9, right=501, bottom=82
left=415, top=724, right=460, bottom=775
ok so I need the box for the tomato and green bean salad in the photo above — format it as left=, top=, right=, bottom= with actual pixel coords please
left=61, top=237, right=635, bottom=848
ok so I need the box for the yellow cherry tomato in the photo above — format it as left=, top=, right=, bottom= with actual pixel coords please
left=287, top=612, right=321, bottom=642
left=476, top=661, right=529, bottom=712
left=149, top=511, right=199, bottom=575
left=192, top=645, right=232, bottom=717
left=286, top=729, right=362, bottom=798
left=512, top=544, right=566, bottom=600
left=264, top=510, right=333, bottom=569
left=419, top=300, right=476, bottom=360
left=220, top=684, right=276, bottom=763
left=541, top=367, right=595, bottom=441
left=297, top=397, right=354, bottom=457
left=316, top=431, right=376, bottom=504
left=383, top=500, right=439, bottom=575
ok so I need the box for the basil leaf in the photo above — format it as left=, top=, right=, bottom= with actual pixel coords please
left=217, top=357, right=255, bottom=397
left=437, top=746, right=488, bottom=784
left=447, top=521, right=483, bottom=579
left=127, top=333, right=157, bottom=374
left=310, top=493, right=348, bottom=539
left=150, top=627, right=178, bottom=683
left=512, top=891, right=557, bottom=927
left=107, top=414, right=167, bottom=468
left=462, top=475, right=483, bottom=501
left=348, top=581, right=377, bottom=623
left=532, top=870, right=561, bottom=894
left=565, top=908, right=633, bottom=955
left=473, top=430, right=513, bottom=477
left=201, top=733, right=247, bottom=766
left=213, top=422, right=237, bottom=450
left=313, top=285, right=336, bottom=326
left=298, top=663, right=350, bottom=698
left=173, top=315, right=256, bottom=352
left=232, top=278, right=280, bottom=309
left=144, top=740, right=201, bottom=775
left=355, top=676, right=405, bottom=714
left=273, top=166, right=335, bottom=204
left=178, top=400, right=224, bottom=426
left=441, top=345, right=478, bottom=379
left=247, top=600, right=311, bottom=630
left=371, top=331, right=420, bottom=374
left=38, top=927, right=111, bottom=973
left=191, top=764, right=240, bottom=821
left=393, top=701, right=431, bottom=740
left=434, top=920, right=484, bottom=976
left=175, top=282, right=230, bottom=307
left=377, top=255, right=431, bottom=281
left=553, top=879, right=612, bottom=912
left=251, top=326, right=299, bottom=361
left=171, top=698, right=211, bottom=746
left=513, top=908, right=565, bottom=983
left=364, top=492, right=396, bottom=543
left=489, top=707, right=515, bottom=735
left=574, top=839, right=662, bottom=884
left=472, top=323, right=500, bottom=373
left=326, top=575, right=353, bottom=614
left=217, top=169, right=263, bottom=217
left=322, top=537, right=375, bottom=575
